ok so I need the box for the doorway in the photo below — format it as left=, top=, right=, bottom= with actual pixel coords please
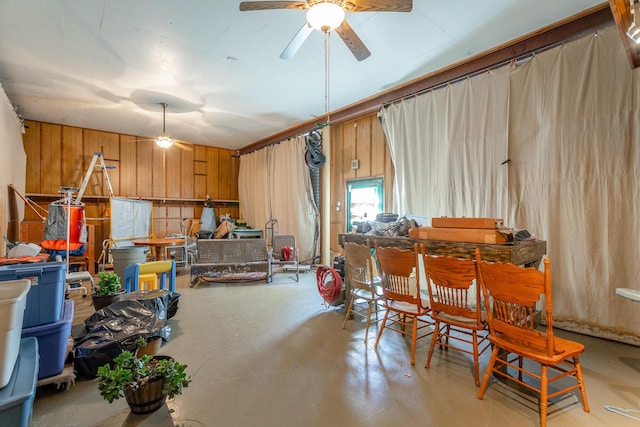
left=346, top=177, right=384, bottom=232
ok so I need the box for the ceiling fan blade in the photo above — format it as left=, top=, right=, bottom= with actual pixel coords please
left=174, top=141, right=193, bottom=151
left=240, top=1, right=307, bottom=11
left=280, top=23, right=314, bottom=59
left=346, top=0, right=412, bottom=12
left=335, top=20, right=371, bottom=61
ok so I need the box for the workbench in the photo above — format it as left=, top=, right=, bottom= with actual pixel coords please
left=338, top=233, right=546, bottom=268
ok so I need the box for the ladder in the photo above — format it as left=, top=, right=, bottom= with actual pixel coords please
left=77, top=152, right=115, bottom=203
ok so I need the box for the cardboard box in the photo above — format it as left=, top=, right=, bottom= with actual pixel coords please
left=409, top=226, right=510, bottom=244
left=431, top=217, right=504, bottom=229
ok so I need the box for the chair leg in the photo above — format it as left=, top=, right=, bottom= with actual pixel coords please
left=540, top=364, right=548, bottom=427
left=374, top=309, right=390, bottom=349
left=472, top=331, right=480, bottom=387
left=342, top=294, right=355, bottom=329
left=518, top=356, right=524, bottom=381
left=364, top=301, right=373, bottom=342
left=425, top=321, right=440, bottom=369
left=574, top=356, right=590, bottom=412
left=444, top=324, right=451, bottom=348
left=478, top=345, right=500, bottom=399
left=410, top=315, right=418, bottom=365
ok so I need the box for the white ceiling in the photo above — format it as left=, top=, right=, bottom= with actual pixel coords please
left=0, top=0, right=604, bottom=150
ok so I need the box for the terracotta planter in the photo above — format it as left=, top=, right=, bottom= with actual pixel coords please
left=125, top=376, right=167, bottom=414
left=92, top=292, right=124, bottom=311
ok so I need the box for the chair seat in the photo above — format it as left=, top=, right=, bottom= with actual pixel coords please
left=434, top=310, right=487, bottom=328
left=386, top=299, right=430, bottom=316
left=491, top=334, right=585, bottom=365
left=352, top=287, right=382, bottom=301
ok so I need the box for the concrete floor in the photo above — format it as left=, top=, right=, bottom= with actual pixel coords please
left=30, top=268, right=640, bottom=427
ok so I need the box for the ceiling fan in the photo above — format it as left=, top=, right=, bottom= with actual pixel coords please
left=239, top=0, right=413, bottom=61
left=137, top=102, right=193, bottom=151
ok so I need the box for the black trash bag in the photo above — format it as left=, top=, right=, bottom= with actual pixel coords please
left=118, top=289, right=181, bottom=320
left=72, top=299, right=170, bottom=379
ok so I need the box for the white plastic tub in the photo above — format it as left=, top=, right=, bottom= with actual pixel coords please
left=0, top=280, right=31, bottom=388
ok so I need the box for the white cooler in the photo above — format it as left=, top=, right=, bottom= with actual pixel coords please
left=0, top=280, right=31, bottom=388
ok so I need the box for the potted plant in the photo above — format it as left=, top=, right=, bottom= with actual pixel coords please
left=96, top=338, right=191, bottom=414
left=92, top=271, right=124, bottom=310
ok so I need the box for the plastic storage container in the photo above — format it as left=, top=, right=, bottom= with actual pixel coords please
left=0, top=280, right=31, bottom=389
left=0, top=262, right=66, bottom=328
left=0, top=337, right=39, bottom=427
left=22, top=299, right=74, bottom=379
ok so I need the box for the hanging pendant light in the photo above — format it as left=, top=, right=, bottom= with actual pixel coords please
left=155, top=102, right=175, bottom=148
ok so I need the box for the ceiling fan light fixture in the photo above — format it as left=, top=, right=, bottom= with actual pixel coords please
left=306, top=2, right=345, bottom=32
left=155, top=135, right=174, bottom=148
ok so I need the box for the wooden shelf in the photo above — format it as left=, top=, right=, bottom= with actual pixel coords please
left=25, top=193, right=239, bottom=206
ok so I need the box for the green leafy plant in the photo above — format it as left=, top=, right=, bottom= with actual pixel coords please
left=96, top=342, right=191, bottom=404
left=93, top=271, right=123, bottom=296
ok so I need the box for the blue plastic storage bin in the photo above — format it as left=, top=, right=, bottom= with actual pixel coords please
left=22, top=299, right=73, bottom=379
left=0, top=262, right=66, bottom=328
left=0, top=337, right=39, bottom=427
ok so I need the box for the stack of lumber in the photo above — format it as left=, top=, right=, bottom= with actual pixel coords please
left=408, top=217, right=512, bottom=244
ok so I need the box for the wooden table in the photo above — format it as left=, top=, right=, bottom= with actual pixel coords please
left=133, top=238, right=185, bottom=261
left=339, top=234, right=547, bottom=268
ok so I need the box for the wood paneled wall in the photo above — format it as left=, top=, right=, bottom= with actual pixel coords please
left=329, top=112, right=393, bottom=254
left=22, top=120, right=239, bottom=259
left=20, top=114, right=389, bottom=260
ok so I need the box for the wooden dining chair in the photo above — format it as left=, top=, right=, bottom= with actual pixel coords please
left=342, top=239, right=383, bottom=342
left=420, top=248, right=490, bottom=386
left=475, top=248, right=590, bottom=427
left=374, top=242, right=433, bottom=365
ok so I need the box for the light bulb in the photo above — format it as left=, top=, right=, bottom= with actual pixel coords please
left=155, top=136, right=174, bottom=148
left=306, top=2, right=345, bottom=32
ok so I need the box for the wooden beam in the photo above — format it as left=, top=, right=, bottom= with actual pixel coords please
left=240, top=4, right=614, bottom=155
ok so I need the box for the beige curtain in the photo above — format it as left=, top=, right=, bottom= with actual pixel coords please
left=380, top=25, right=640, bottom=344
left=238, top=136, right=318, bottom=262
left=238, top=148, right=270, bottom=231
left=380, top=68, right=510, bottom=220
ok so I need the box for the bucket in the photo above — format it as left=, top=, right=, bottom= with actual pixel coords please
left=110, top=247, right=149, bottom=282
left=125, top=376, right=167, bottom=414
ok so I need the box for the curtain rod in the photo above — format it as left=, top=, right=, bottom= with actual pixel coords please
left=382, top=26, right=608, bottom=109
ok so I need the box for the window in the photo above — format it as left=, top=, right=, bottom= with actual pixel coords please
left=346, top=177, right=384, bottom=232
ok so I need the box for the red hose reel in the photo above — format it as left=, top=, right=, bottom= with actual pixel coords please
left=316, top=265, right=342, bottom=305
